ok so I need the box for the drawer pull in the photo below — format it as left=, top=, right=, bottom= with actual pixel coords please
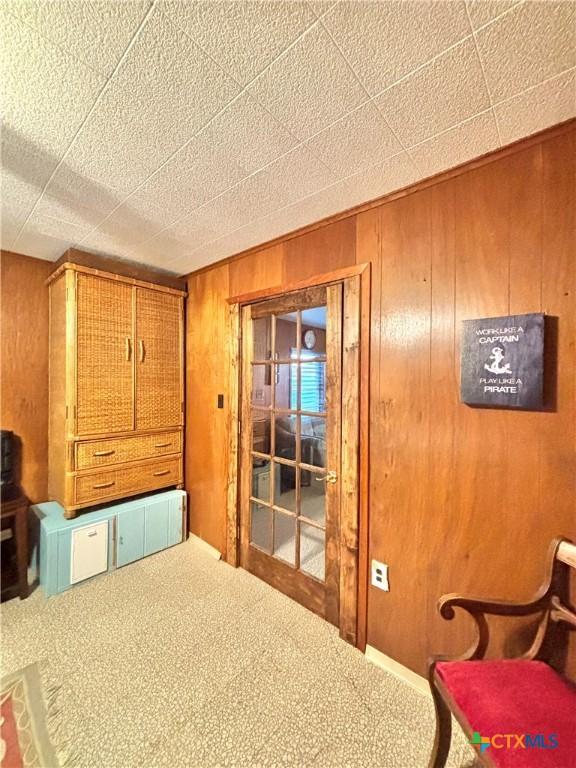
left=93, top=449, right=115, bottom=457
left=93, top=481, right=115, bottom=489
left=154, top=442, right=171, bottom=448
left=153, top=470, right=170, bottom=477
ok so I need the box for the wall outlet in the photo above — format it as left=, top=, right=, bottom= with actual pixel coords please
left=371, top=560, right=389, bottom=591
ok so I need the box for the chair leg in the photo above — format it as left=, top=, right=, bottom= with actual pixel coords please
left=428, top=680, right=452, bottom=768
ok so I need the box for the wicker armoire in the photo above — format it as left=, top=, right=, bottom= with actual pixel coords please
left=48, top=263, right=185, bottom=518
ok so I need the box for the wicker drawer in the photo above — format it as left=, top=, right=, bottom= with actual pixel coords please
left=74, top=458, right=182, bottom=506
left=76, top=432, right=181, bottom=470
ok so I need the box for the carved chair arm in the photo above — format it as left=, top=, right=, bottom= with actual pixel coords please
left=439, top=592, right=549, bottom=620
left=432, top=540, right=571, bottom=668
left=436, top=592, right=551, bottom=662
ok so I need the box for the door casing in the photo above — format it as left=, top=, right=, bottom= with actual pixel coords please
left=225, top=263, right=370, bottom=648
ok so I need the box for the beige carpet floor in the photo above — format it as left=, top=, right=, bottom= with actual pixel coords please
left=1, top=538, right=477, bottom=768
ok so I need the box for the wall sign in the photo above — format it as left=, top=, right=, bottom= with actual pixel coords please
left=461, top=313, right=545, bottom=409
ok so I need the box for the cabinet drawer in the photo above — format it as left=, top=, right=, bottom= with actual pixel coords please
left=76, top=432, right=181, bottom=470
left=74, top=458, right=181, bottom=506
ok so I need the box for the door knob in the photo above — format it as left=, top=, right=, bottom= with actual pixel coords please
left=316, top=470, right=338, bottom=484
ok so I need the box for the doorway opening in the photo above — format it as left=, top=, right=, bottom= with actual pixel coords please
left=226, top=266, right=368, bottom=647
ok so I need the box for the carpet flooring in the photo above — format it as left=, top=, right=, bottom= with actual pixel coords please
left=1, top=538, right=477, bottom=768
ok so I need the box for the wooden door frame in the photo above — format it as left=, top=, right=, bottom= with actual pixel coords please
left=225, top=263, right=370, bottom=650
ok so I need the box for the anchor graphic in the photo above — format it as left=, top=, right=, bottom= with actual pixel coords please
left=484, top=346, right=512, bottom=375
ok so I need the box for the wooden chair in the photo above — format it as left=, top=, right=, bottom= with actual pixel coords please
left=428, top=537, right=576, bottom=768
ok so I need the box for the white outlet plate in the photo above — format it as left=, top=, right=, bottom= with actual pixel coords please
left=371, top=560, right=389, bottom=591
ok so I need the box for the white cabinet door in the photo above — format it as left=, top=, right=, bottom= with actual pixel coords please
left=70, top=521, right=109, bottom=584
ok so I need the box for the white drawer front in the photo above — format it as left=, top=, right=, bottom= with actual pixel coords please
left=70, top=521, right=109, bottom=584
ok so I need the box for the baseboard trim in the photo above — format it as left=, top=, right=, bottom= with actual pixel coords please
left=365, top=645, right=430, bottom=697
left=189, top=534, right=222, bottom=560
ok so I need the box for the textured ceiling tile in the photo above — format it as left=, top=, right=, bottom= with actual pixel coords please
left=189, top=177, right=356, bottom=265
left=118, top=191, right=182, bottom=230
left=135, top=136, right=250, bottom=220
left=158, top=1, right=316, bottom=85
left=0, top=10, right=105, bottom=159
left=197, top=92, right=299, bottom=175
left=476, top=1, right=576, bottom=103
left=41, top=166, right=124, bottom=226
left=322, top=0, right=471, bottom=96
left=179, top=181, right=354, bottom=267
left=271, top=143, right=338, bottom=200
left=374, top=39, right=490, bottom=148
left=152, top=214, right=219, bottom=251
left=1, top=137, right=59, bottom=244
left=342, top=152, right=419, bottom=209
left=63, top=8, right=241, bottom=195
left=303, top=101, right=402, bottom=176
left=33, top=195, right=110, bottom=231
left=175, top=229, right=253, bottom=269
left=495, top=68, right=576, bottom=145
left=409, top=110, right=500, bottom=178
left=25, top=211, right=90, bottom=242
left=4, top=0, right=573, bottom=271
left=191, top=177, right=288, bottom=237
left=269, top=179, right=357, bottom=233
left=13, top=229, right=72, bottom=260
left=465, top=0, right=521, bottom=30
left=162, top=253, right=202, bottom=275
left=88, top=200, right=176, bottom=247
left=192, top=143, right=337, bottom=235
left=5, top=0, right=151, bottom=77
left=0, top=187, right=31, bottom=249
left=247, top=24, right=367, bottom=143
left=0, top=216, right=22, bottom=249
left=78, top=228, right=144, bottom=259
left=307, top=2, right=337, bottom=19
left=1, top=134, right=59, bottom=193
left=137, top=236, right=191, bottom=264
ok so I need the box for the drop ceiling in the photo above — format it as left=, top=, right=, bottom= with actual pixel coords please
left=1, top=0, right=574, bottom=276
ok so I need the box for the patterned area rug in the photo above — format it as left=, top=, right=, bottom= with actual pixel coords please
left=1, top=664, right=73, bottom=768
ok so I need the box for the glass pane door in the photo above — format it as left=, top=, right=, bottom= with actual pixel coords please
left=249, top=303, right=328, bottom=579
left=240, top=284, right=342, bottom=624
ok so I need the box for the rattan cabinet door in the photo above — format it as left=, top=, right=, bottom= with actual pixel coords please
left=135, top=288, right=183, bottom=430
left=76, top=274, right=134, bottom=436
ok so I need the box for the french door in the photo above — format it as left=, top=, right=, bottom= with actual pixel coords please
left=239, top=285, right=342, bottom=624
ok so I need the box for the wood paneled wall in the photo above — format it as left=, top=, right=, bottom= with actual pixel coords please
left=1, top=250, right=52, bottom=502
left=185, top=123, right=576, bottom=678
left=185, top=262, right=231, bottom=549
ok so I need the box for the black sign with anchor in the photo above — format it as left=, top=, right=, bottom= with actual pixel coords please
left=461, top=313, right=545, bottom=409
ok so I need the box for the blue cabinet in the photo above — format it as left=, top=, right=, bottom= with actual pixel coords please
left=117, top=505, right=146, bottom=567
left=143, top=495, right=184, bottom=556
left=144, top=499, right=169, bottom=556
left=34, top=490, right=186, bottom=596
left=168, top=499, right=183, bottom=547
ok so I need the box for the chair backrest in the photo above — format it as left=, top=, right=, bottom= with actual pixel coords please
left=551, top=539, right=576, bottom=629
left=557, top=540, right=576, bottom=569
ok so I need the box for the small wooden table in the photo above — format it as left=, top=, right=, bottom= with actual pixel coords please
left=1, top=494, right=29, bottom=600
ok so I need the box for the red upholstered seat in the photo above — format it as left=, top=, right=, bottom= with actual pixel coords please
left=435, top=660, right=576, bottom=767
